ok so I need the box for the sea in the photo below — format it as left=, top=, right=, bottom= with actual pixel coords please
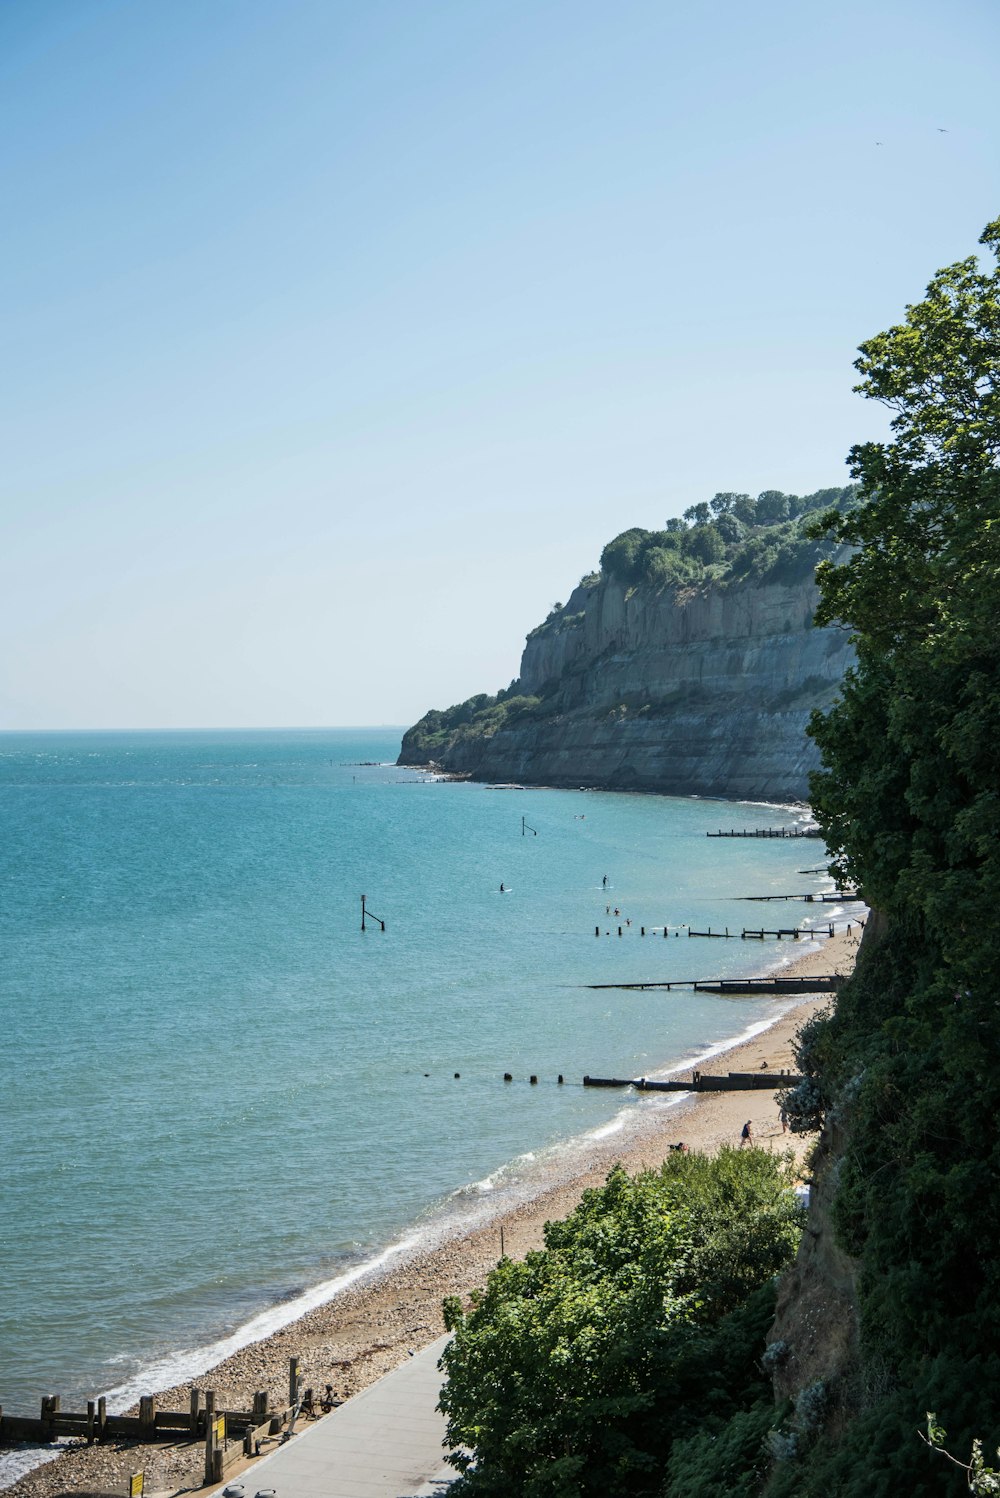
left=0, top=728, right=845, bottom=1471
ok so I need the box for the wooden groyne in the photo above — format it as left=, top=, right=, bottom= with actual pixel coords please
left=595, top=918, right=864, bottom=938
left=584, top=1069, right=801, bottom=1093
left=586, top=974, right=842, bottom=994
left=738, top=891, right=860, bottom=903
left=0, top=1359, right=313, bottom=1486
left=707, top=827, right=821, bottom=839
left=685, top=923, right=849, bottom=939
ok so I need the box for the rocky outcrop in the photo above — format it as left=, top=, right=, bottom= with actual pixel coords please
left=400, top=569, right=853, bottom=802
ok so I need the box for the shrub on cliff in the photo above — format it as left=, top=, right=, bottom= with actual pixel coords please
left=438, top=1151, right=802, bottom=1498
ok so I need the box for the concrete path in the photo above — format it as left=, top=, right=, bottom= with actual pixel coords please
left=235, top=1335, right=455, bottom=1498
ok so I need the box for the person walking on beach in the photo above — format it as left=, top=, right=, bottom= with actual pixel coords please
left=780, top=1106, right=789, bottom=1134
left=740, top=1120, right=753, bottom=1148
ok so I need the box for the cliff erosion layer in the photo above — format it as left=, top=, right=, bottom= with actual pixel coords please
left=400, top=569, right=853, bottom=802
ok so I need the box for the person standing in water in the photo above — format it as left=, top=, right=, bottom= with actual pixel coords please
left=500, top=882, right=505, bottom=893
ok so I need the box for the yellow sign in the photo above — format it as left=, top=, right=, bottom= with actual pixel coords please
left=215, top=1417, right=226, bottom=1443
left=130, top=1474, right=144, bottom=1498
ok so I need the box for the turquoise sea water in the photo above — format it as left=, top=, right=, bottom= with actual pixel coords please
left=0, top=729, right=841, bottom=1429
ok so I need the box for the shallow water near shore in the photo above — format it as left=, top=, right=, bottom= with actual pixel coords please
left=0, top=728, right=841, bottom=1428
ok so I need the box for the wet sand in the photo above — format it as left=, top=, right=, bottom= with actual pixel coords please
left=3, top=926, right=860, bottom=1498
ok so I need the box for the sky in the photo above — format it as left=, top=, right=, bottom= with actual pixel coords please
left=2, top=0, right=998, bottom=731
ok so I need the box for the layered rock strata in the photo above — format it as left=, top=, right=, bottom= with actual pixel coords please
left=400, top=571, right=853, bottom=802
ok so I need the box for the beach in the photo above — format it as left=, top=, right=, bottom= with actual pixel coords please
left=2, top=925, right=859, bottom=1498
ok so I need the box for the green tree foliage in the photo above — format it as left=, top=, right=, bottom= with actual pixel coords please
left=398, top=690, right=542, bottom=759
left=682, top=523, right=726, bottom=565
left=438, top=1151, right=802, bottom=1498
left=597, top=487, right=855, bottom=591
left=683, top=500, right=712, bottom=525
left=773, top=218, right=1000, bottom=1492
left=600, top=527, right=650, bottom=581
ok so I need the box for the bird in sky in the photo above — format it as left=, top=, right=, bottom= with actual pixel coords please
left=937, top=127, right=949, bottom=133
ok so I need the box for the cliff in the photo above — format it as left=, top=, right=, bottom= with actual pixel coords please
left=400, top=567, right=853, bottom=801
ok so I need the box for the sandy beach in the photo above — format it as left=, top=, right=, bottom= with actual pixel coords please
left=3, top=925, right=860, bottom=1498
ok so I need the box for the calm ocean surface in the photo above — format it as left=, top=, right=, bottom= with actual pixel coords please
left=0, top=729, right=836, bottom=1426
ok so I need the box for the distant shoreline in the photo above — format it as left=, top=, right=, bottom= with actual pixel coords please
left=3, top=923, right=862, bottom=1498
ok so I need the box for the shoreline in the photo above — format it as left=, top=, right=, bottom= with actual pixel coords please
left=2, top=925, right=860, bottom=1498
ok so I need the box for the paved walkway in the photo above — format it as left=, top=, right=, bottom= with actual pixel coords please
left=237, top=1335, right=455, bottom=1498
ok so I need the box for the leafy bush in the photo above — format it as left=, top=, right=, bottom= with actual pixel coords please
left=663, top=1400, right=780, bottom=1498
left=438, top=1151, right=802, bottom=1498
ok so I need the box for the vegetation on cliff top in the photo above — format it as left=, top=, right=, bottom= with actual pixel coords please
left=596, top=485, right=854, bottom=595
left=400, top=486, right=853, bottom=762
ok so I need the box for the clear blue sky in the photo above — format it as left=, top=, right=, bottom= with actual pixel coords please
left=2, top=0, right=998, bottom=729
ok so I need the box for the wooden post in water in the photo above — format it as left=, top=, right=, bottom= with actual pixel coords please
left=360, top=894, right=385, bottom=932
left=41, top=1395, right=59, bottom=1441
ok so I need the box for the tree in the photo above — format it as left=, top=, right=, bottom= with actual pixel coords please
left=755, top=489, right=791, bottom=525
left=439, top=1153, right=802, bottom=1498
left=810, top=218, right=1000, bottom=903
left=683, top=523, right=726, bottom=565
left=714, top=511, right=744, bottom=544
left=789, top=217, right=1000, bottom=1492
left=683, top=501, right=711, bottom=526
left=600, top=528, right=649, bottom=583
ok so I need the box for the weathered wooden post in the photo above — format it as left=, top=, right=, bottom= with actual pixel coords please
left=41, top=1395, right=59, bottom=1441
left=200, top=1414, right=212, bottom=1486
left=203, top=1395, right=219, bottom=1487
left=97, top=1396, right=107, bottom=1441
left=139, top=1395, right=155, bottom=1435
left=288, top=1357, right=300, bottom=1409
left=87, top=1400, right=96, bottom=1445
left=189, top=1387, right=200, bottom=1436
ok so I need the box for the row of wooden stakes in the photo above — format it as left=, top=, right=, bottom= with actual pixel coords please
left=0, top=1358, right=311, bottom=1488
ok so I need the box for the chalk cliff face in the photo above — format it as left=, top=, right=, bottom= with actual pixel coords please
left=400, top=571, right=853, bottom=802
